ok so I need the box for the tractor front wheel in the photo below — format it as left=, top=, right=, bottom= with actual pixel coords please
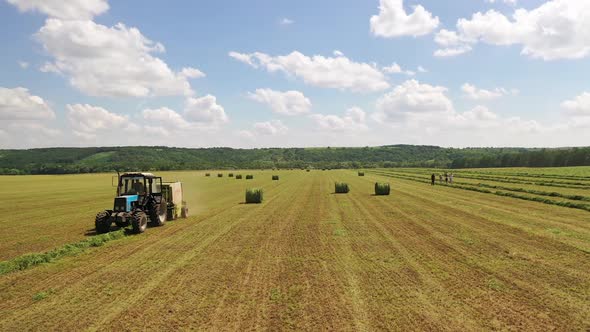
left=95, top=211, right=112, bottom=234
left=150, top=199, right=167, bottom=227
left=131, top=211, right=148, bottom=234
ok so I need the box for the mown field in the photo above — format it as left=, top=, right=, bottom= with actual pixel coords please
left=1, top=168, right=590, bottom=330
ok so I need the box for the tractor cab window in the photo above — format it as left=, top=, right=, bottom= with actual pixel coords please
left=149, top=177, right=163, bottom=194
left=120, top=176, right=146, bottom=195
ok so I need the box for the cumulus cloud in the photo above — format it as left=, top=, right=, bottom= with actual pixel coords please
left=18, top=61, right=29, bottom=69
left=142, top=107, right=190, bottom=129
left=180, top=67, right=206, bottom=79
left=461, top=83, right=517, bottom=100
left=370, top=0, right=439, bottom=38
left=247, top=88, right=311, bottom=116
left=36, top=19, right=194, bottom=97
left=0, top=87, right=55, bottom=120
left=434, top=1, right=590, bottom=60
left=374, top=80, right=453, bottom=123
left=561, top=92, right=590, bottom=117
left=7, top=0, right=109, bottom=20
left=67, top=103, right=131, bottom=139
left=382, top=62, right=415, bottom=76
left=184, top=95, right=228, bottom=128
left=310, top=107, right=368, bottom=132
left=253, top=120, right=288, bottom=135
left=229, top=51, right=389, bottom=93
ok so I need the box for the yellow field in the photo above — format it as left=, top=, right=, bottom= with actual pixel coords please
left=1, top=169, right=589, bottom=330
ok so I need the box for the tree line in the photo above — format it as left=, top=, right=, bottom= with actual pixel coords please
left=0, top=145, right=588, bottom=175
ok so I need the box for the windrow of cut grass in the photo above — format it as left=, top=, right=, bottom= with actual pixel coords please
left=369, top=170, right=590, bottom=213
left=0, top=230, right=126, bottom=275
left=460, top=170, right=590, bottom=182
left=375, top=169, right=590, bottom=202
left=384, top=169, right=590, bottom=190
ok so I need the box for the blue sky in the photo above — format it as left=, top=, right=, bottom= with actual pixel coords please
left=1, top=0, right=589, bottom=149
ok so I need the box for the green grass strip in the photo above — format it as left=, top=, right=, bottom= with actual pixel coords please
left=369, top=171, right=590, bottom=213
left=0, top=230, right=127, bottom=275
left=377, top=169, right=590, bottom=190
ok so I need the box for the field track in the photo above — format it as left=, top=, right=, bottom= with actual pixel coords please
left=1, top=170, right=590, bottom=330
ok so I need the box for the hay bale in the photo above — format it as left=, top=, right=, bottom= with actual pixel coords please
left=335, top=182, right=350, bottom=194
left=229, top=173, right=234, bottom=177
left=205, top=173, right=211, bottom=177
left=358, top=171, right=365, bottom=176
left=245, top=188, right=263, bottom=204
left=217, top=173, right=223, bottom=178
left=306, top=169, right=311, bottom=172
left=246, top=175, right=254, bottom=180
left=235, top=174, right=243, bottom=179
left=374, top=183, right=390, bottom=196
left=272, top=175, right=279, bottom=181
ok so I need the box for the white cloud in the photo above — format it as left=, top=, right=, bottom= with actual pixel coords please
left=7, top=0, right=109, bottom=20
left=310, top=107, right=368, bottom=132
left=435, top=1, right=590, bottom=60
left=374, top=80, right=454, bottom=123
left=434, top=46, right=473, bottom=57
left=18, top=61, right=29, bottom=69
left=417, top=66, right=428, bottom=73
left=280, top=18, right=294, bottom=25
left=382, top=62, right=415, bottom=76
left=561, top=92, right=590, bottom=117
left=180, top=67, right=206, bottom=79
left=247, top=88, right=311, bottom=116
left=142, top=107, right=190, bottom=129
left=333, top=50, right=344, bottom=57
left=228, top=51, right=390, bottom=93
left=461, top=83, right=516, bottom=100
left=0, top=87, right=55, bottom=120
left=253, top=120, right=288, bottom=135
left=370, top=0, right=439, bottom=38
left=184, top=95, right=228, bottom=127
left=67, top=103, right=130, bottom=139
left=36, top=19, right=194, bottom=97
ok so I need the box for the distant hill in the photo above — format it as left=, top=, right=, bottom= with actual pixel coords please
left=0, top=145, right=589, bottom=175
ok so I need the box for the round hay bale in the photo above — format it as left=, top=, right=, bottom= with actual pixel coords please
left=245, top=188, right=263, bottom=204
left=235, top=174, right=243, bottom=179
left=217, top=173, right=223, bottom=178
left=246, top=175, right=254, bottom=180
left=272, top=175, right=279, bottom=180
left=374, top=182, right=390, bottom=196
left=335, top=182, right=350, bottom=194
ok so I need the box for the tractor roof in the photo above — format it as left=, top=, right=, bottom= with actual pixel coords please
left=121, top=172, right=157, bottom=178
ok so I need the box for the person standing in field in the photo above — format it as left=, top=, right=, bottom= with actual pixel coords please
left=439, top=174, right=443, bottom=183
left=445, top=172, right=449, bottom=183
left=450, top=173, right=454, bottom=184
left=431, top=173, right=436, bottom=185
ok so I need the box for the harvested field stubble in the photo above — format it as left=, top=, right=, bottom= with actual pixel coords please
left=0, top=169, right=590, bottom=331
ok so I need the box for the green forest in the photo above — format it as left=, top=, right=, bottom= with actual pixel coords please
left=0, top=145, right=589, bottom=175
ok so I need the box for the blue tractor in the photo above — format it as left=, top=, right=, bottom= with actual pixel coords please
left=95, top=172, right=168, bottom=234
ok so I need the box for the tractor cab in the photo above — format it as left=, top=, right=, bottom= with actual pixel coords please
left=115, top=173, right=163, bottom=213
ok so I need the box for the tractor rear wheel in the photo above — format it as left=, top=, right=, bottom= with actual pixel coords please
left=181, top=206, right=188, bottom=218
left=131, top=211, right=148, bottom=234
left=150, top=199, right=167, bottom=226
left=95, top=211, right=111, bottom=234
